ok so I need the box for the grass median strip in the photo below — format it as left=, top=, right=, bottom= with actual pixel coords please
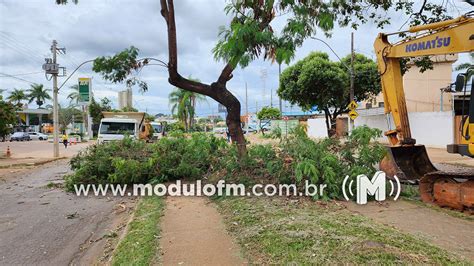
left=215, top=197, right=469, bottom=264
left=111, top=196, right=164, bottom=266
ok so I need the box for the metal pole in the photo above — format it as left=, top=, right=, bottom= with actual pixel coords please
left=245, top=82, right=249, bottom=133
left=278, top=63, right=282, bottom=113
left=440, top=89, right=444, bottom=112
left=349, top=32, right=355, bottom=133
left=52, top=40, right=59, bottom=157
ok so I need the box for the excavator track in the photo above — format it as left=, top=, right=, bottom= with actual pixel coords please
left=419, top=171, right=474, bottom=213
left=380, top=145, right=474, bottom=213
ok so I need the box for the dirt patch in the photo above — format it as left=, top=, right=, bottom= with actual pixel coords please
left=160, top=196, right=245, bottom=265
left=344, top=200, right=474, bottom=261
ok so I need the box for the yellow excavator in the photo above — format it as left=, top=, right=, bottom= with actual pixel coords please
left=374, top=13, right=474, bottom=211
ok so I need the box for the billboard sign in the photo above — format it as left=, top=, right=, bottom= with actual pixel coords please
left=78, top=77, right=91, bottom=104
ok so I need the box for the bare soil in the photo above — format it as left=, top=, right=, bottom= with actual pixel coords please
left=160, top=196, right=245, bottom=265
left=344, top=200, right=474, bottom=261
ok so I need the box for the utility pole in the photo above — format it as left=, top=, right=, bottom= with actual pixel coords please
left=43, top=40, right=66, bottom=158
left=260, top=68, right=267, bottom=106
left=349, top=32, right=355, bottom=132
left=245, top=82, right=249, bottom=133
left=51, top=40, right=60, bottom=158
left=278, top=63, right=282, bottom=113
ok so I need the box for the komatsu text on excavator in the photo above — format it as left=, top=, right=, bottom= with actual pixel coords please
left=374, top=12, right=474, bottom=212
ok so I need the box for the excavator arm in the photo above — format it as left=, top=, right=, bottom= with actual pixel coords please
left=374, top=15, right=474, bottom=145
left=373, top=15, right=474, bottom=212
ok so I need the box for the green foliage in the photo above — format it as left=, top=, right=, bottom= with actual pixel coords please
left=58, top=105, right=83, bottom=132
left=65, top=133, right=228, bottom=189
left=0, top=98, right=17, bottom=138
left=213, top=1, right=447, bottom=69
left=280, top=125, right=385, bottom=200
left=279, top=52, right=380, bottom=135
left=27, top=83, right=51, bottom=108
left=169, top=80, right=206, bottom=132
left=89, top=97, right=112, bottom=125
left=66, top=126, right=385, bottom=201
left=7, top=88, right=26, bottom=106
left=269, top=125, right=282, bottom=139
left=111, top=196, right=163, bottom=266
left=93, top=46, right=148, bottom=91
left=257, top=106, right=281, bottom=120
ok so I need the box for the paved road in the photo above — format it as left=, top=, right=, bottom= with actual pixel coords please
left=0, top=160, right=130, bottom=265
left=0, top=140, right=89, bottom=161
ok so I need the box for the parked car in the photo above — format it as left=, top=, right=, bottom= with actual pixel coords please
left=28, top=132, right=49, bottom=141
left=10, top=132, right=31, bottom=141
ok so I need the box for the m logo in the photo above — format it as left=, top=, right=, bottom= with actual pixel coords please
left=342, top=171, right=401, bottom=204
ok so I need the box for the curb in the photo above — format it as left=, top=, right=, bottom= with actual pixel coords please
left=0, top=157, right=68, bottom=169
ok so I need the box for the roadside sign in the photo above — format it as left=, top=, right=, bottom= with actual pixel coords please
left=78, top=77, right=91, bottom=104
left=348, top=110, right=359, bottom=120
left=347, top=100, right=358, bottom=110
left=283, top=116, right=289, bottom=121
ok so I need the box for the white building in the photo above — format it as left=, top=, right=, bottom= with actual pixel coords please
left=118, top=88, right=133, bottom=109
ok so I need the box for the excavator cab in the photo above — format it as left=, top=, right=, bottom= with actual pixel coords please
left=447, top=69, right=474, bottom=157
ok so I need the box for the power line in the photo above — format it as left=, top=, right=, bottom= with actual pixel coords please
left=0, top=71, right=43, bottom=77
left=0, top=72, right=36, bottom=85
left=0, top=35, right=46, bottom=63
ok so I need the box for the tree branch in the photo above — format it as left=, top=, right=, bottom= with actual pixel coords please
left=217, top=63, right=234, bottom=84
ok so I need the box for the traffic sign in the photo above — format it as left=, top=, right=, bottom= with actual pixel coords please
left=348, top=110, right=359, bottom=120
left=347, top=100, right=358, bottom=110
left=283, top=116, right=289, bottom=121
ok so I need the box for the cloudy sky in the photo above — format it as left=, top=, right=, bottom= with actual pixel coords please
left=0, top=0, right=472, bottom=116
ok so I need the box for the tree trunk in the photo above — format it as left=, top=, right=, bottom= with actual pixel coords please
left=160, top=0, right=247, bottom=156
left=323, top=108, right=337, bottom=137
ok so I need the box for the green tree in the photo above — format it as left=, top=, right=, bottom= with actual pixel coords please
left=67, top=85, right=80, bottom=104
left=169, top=86, right=206, bottom=132
left=60, top=0, right=453, bottom=156
left=7, top=89, right=26, bottom=106
left=58, top=105, right=83, bottom=133
left=0, top=98, right=17, bottom=141
left=278, top=52, right=380, bottom=136
left=257, top=106, right=281, bottom=135
left=27, top=83, right=51, bottom=108
left=89, top=97, right=113, bottom=125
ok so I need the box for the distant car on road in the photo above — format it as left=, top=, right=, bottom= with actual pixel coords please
left=10, top=132, right=31, bottom=141
left=213, top=127, right=227, bottom=134
left=28, top=132, right=49, bottom=141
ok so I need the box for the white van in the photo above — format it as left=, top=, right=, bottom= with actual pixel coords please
left=149, top=122, right=164, bottom=140
left=98, top=112, right=145, bottom=143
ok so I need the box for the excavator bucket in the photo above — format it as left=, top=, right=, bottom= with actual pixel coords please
left=380, top=145, right=437, bottom=182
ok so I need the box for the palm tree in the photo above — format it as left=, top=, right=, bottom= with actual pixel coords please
left=169, top=89, right=192, bottom=131
left=27, top=84, right=51, bottom=108
left=7, top=89, right=27, bottom=106
left=67, top=84, right=88, bottom=134
left=169, top=88, right=206, bottom=131
left=67, top=85, right=80, bottom=104
left=455, top=52, right=473, bottom=71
